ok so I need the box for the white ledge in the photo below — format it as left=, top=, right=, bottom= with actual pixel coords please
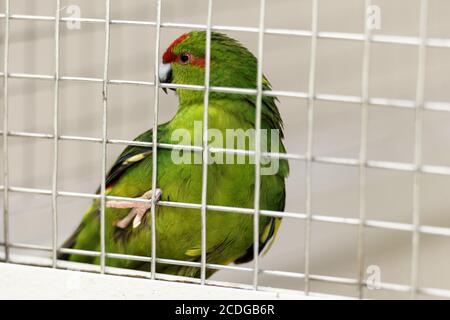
left=0, top=261, right=343, bottom=300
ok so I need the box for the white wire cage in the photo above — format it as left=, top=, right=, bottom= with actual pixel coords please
left=1, top=0, right=450, bottom=299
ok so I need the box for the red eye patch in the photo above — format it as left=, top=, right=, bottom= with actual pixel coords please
left=162, top=33, right=189, bottom=63
left=162, top=33, right=206, bottom=67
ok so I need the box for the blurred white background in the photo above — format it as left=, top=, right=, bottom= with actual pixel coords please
left=1, top=0, right=450, bottom=299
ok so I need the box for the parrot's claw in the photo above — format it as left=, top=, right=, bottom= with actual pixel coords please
left=107, top=188, right=162, bottom=229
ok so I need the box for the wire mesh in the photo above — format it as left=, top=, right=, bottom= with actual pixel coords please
left=0, top=0, right=450, bottom=299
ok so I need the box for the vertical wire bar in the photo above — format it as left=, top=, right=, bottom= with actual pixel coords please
left=252, top=0, right=267, bottom=289
left=411, top=0, right=428, bottom=299
left=200, top=0, right=213, bottom=285
left=356, top=0, right=373, bottom=299
left=303, top=0, right=319, bottom=295
left=51, top=0, right=61, bottom=268
left=100, top=0, right=111, bottom=273
left=2, top=0, right=10, bottom=263
left=150, top=0, right=162, bottom=280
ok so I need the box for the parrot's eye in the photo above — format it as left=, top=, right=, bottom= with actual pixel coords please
left=179, top=52, right=190, bottom=64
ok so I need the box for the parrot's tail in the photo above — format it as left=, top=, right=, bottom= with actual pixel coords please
left=57, top=222, right=84, bottom=261
left=57, top=201, right=99, bottom=261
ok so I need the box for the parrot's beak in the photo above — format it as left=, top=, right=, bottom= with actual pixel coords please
left=159, top=63, right=173, bottom=94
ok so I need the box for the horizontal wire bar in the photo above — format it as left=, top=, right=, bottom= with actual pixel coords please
left=1, top=13, right=450, bottom=49
left=1, top=71, right=449, bottom=113
left=0, top=241, right=406, bottom=288
left=3, top=241, right=257, bottom=273
left=0, top=253, right=355, bottom=299
left=3, top=129, right=450, bottom=176
left=0, top=130, right=301, bottom=160
left=0, top=252, right=360, bottom=299
left=2, top=185, right=450, bottom=237
left=7, top=242, right=51, bottom=252
left=1, top=71, right=450, bottom=112
left=418, top=287, right=450, bottom=299
left=2, top=242, right=449, bottom=298
left=59, top=247, right=101, bottom=257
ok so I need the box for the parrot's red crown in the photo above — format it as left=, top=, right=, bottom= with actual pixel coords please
left=162, top=33, right=206, bottom=67
left=162, top=33, right=189, bottom=63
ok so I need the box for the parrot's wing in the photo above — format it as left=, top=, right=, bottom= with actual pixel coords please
left=59, top=123, right=169, bottom=259
left=103, top=128, right=153, bottom=190
left=242, top=76, right=284, bottom=139
left=234, top=184, right=286, bottom=264
left=233, top=216, right=283, bottom=265
left=96, top=122, right=170, bottom=191
left=234, top=78, right=288, bottom=265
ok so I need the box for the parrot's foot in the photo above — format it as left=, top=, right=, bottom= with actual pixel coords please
left=106, top=188, right=162, bottom=229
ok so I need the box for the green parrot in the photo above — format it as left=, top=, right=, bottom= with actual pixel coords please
left=60, top=31, right=289, bottom=278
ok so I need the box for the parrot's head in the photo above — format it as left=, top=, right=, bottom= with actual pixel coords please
left=159, top=31, right=263, bottom=105
left=159, top=31, right=284, bottom=136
